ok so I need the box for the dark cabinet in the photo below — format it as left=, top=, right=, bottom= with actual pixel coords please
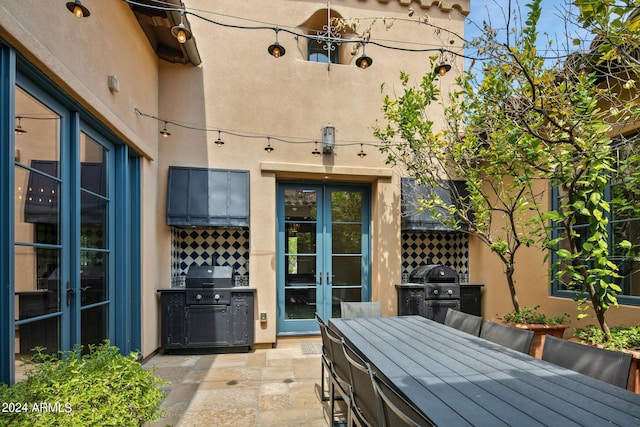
left=460, top=284, right=483, bottom=317
left=166, top=167, right=249, bottom=227
left=158, top=288, right=255, bottom=351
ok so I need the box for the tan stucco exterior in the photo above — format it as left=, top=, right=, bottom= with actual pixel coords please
left=2, top=0, right=637, bottom=364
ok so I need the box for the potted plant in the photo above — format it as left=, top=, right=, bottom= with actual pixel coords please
left=495, top=306, right=569, bottom=358
left=573, top=325, right=640, bottom=393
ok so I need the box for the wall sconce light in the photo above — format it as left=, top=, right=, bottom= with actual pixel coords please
left=171, top=11, right=192, bottom=44
left=264, top=137, right=274, bottom=153
left=160, top=121, right=171, bottom=137
left=14, top=117, right=27, bottom=135
left=66, top=0, right=90, bottom=18
left=435, top=49, right=451, bottom=76
left=268, top=29, right=286, bottom=58
left=215, top=130, right=225, bottom=146
left=321, top=124, right=335, bottom=154
left=312, top=141, right=321, bottom=157
left=355, top=44, right=372, bottom=69
left=357, top=144, right=367, bottom=158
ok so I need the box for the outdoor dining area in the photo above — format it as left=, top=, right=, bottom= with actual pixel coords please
left=317, top=305, right=640, bottom=427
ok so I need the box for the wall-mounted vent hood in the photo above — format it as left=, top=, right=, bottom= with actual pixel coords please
left=401, top=178, right=469, bottom=232
left=167, top=167, right=249, bottom=228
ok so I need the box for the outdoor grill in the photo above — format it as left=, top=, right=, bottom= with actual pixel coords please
left=185, top=265, right=234, bottom=305
left=402, top=264, right=461, bottom=323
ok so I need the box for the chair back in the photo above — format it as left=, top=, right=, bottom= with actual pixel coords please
left=371, top=373, right=435, bottom=427
left=443, top=309, right=482, bottom=336
left=341, top=301, right=382, bottom=318
left=325, top=327, right=352, bottom=385
left=480, top=319, right=534, bottom=354
left=542, top=335, right=633, bottom=389
left=315, top=313, right=332, bottom=360
left=343, top=343, right=379, bottom=426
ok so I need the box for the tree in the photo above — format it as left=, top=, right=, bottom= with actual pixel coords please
left=374, top=0, right=640, bottom=340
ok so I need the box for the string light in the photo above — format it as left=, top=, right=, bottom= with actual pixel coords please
left=135, top=108, right=376, bottom=157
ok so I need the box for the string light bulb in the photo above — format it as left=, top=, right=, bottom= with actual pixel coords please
left=66, top=0, right=90, bottom=18
left=215, top=130, right=225, bottom=146
left=14, top=117, right=27, bottom=135
left=171, top=11, right=192, bottom=44
left=264, top=137, right=274, bottom=153
left=435, top=49, right=451, bottom=76
left=357, top=144, right=367, bottom=158
left=268, top=28, right=286, bottom=58
left=312, top=142, right=321, bottom=157
left=160, top=121, right=171, bottom=138
left=355, top=43, right=372, bottom=69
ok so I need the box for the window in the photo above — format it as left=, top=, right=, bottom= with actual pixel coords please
left=551, top=135, right=640, bottom=305
left=308, top=38, right=339, bottom=64
left=301, top=8, right=351, bottom=65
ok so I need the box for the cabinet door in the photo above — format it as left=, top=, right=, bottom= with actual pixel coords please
left=161, top=292, right=186, bottom=348
left=186, top=305, right=230, bottom=346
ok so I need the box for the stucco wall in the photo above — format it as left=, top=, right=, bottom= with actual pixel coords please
left=156, top=0, right=468, bottom=344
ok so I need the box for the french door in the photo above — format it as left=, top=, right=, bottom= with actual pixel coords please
left=277, top=183, right=370, bottom=333
left=13, top=82, right=114, bottom=369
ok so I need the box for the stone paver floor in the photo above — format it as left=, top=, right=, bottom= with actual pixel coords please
left=143, top=336, right=346, bottom=427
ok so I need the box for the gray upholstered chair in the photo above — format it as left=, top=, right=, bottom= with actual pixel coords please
left=542, top=335, right=633, bottom=388
left=325, top=326, right=354, bottom=424
left=343, top=342, right=379, bottom=427
left=340, top=301, right=382, bottom=318
left=480, top=319, right=534, bottom=354
left=371, top=371, right=436, bottom=427
left=443, top=308, right=483, bottom=336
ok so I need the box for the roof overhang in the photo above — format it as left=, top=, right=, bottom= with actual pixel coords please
left=128, top=0, right=201, bottom=66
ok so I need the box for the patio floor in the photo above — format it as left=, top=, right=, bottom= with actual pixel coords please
left=143, top=336, right=346, bottom=426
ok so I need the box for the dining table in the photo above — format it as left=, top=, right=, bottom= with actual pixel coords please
left=329, top=315, right=640, bottom=427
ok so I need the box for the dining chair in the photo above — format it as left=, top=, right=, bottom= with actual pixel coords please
left=443, top=308, right=483, bottom=336
left=371, top=371, right=436, bottom=427
left=340, top=301, right=382, bottom=318
left=343, top=342, right=379, bottom=427
left=479, top=319, right=534, bottom=354
left=314, top=313, right=333, bottom=401
left=325, top=325, right=354, bottom=425
left=542, top=335, right=633, bottom=389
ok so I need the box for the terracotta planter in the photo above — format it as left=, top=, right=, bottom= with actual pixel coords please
left=493, top=318, right=569, bottom=359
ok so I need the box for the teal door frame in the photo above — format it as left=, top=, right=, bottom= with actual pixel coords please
left=276, top=182, right=371, bottom=334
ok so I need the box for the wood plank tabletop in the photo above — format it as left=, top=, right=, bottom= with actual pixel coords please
left=329, top=316, right=640, bottom=427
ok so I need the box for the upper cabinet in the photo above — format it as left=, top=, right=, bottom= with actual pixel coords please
left=167, top=167, right=249, bottom=227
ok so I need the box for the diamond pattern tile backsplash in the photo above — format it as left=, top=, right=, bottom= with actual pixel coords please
left=402, top=231, right=469, bottom=280
left=171, top=228, right=250, bottom=277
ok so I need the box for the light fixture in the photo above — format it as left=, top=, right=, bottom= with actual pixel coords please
left=357, top=144, right=367, bottom=158
left=14, top=117, right=27, bottom=135
left=435, top=49, right=451, bottom=76
left=268, top=29, right=286, bottom=58
left=171, top=11, right=192, bottom=44
left=215, top=130, right=225, bottom=146
left=66, top=0, right=90, bottom=18
left=264, top=137, right=274, bottom=153
left=160, top=121, right=171, bottom=138
left=312, top=141, right=321, bottom=157
left=355, top=44, right=372, bottom=69
left=321, top=124, right=335, bottom=154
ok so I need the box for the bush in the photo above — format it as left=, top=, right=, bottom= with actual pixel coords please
left=573, top=325, right=640, bottom=351
left=502, top=305, right=568, bottom=326
left=0, top=342, right=168, bottom=427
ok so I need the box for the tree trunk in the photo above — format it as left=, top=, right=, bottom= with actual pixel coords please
left=506, top=266, right=521, bottom=313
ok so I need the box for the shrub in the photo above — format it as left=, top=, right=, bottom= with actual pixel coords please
left=573, top=325, right=640, bottom=351
left=502, top=306, right=568, bottom=326
left=0, top=342, right=168, bottom=427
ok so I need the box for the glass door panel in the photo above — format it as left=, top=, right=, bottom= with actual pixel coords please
left=13, top=87, right=62, bottom=360
left=282, top=189, right=319, bottom=324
